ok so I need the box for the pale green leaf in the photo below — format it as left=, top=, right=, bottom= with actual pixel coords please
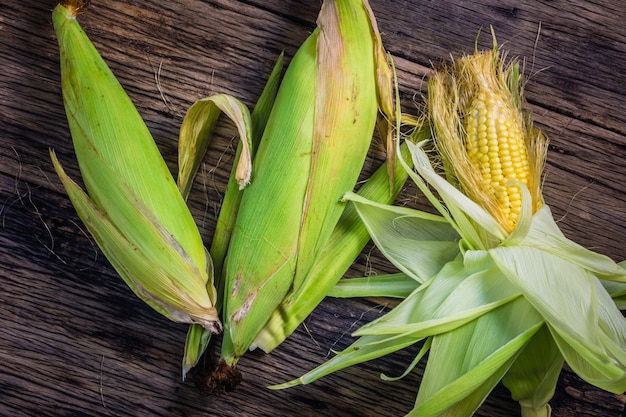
left=522, top=206, right=626, bottom=281
left=602, top=279, right=626, bottom=309
left=412, top=298, right=543, bottom=416
left=550, top=330, right=626, bottom=393
left=405, top=140, right=507, bottom=248
left=250, top=52, right=285, bottom=142
left=381, top=338, right=431, bottom=381
left=182, top=324, right=212, bottom=381
left=414, top=359, right=513, bottom=417
left=328, top=273, right=418, bottom=299
left=490, top=244, right=626, bottom=392
left=345, top=191, right=459, bottom=284
left=270, top=333, right=423, bottom=389
left=355, top=255, right=520, bottom=338
left=502, top=325, right=562, bottom=417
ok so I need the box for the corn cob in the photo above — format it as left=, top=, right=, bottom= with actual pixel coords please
left=429, top=45, right=545, bottom=233
left=464, top=86, right=529, bottom=227
left=217, top=0, right=382, bottom=371
left=51, top=1, right=220, bottom=332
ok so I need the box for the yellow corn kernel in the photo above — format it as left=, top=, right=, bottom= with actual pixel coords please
left=464, top=89, right=530, bottom=229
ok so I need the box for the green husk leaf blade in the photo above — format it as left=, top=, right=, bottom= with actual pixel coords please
left=502, top=325, right=562, bottom=417
left=523, top=207, right=626, bottom=281
left=355, top=254, right=520, bottom=338
left=182, top=323, right=212, bottom=380
left=405, top=140, right=507, bottom=249
left=412, top=297, right=543, bottom=416
left=270, top=333, right=422, bottom=389
left=490, top=244, right=626, bottom=393
left=344, top=191, right=459, bottom=284
left=53, top=4, right=221, bottom=336
left=328, top=273, right=418, bottom=299
left=291, top=0, right=379, bottom=292
left=219, top=31, right=319, bottom=362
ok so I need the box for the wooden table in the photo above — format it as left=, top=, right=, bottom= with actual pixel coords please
left=2, top=1, right=625, bottom=415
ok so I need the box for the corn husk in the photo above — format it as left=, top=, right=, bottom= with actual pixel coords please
left=217, top=0, right=400, bottom=371
left=176, top=0, right=399, bottom=387
left=180, top=53, right=285, bottom=378
left=51, top=1, right=220, bottom=332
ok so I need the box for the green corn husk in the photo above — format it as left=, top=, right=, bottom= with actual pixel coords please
left=252, top=140, right=413, bottom=354
left=176, top=0, right=397, bottom=386
left=180, top=89, right=409, bottom=380
left=218, top=0, right=392, bottom=371
left=277, top=37, right=626, bottom=417
left=180, top=53, right=285, bottom=378
left=51, top=1, right=220, bottom=332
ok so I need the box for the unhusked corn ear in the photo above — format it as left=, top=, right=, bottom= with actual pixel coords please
left=429, top=42, right=547, bottom=234
left=51, top=1, right=220, bottom=332
left=218, top=0, right=380, bottom=369
left=219, top=33, right=317, bottom=362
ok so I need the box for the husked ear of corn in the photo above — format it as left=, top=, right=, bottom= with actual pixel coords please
left=464, top=78, right=529, bottom=226
left=429, top=42, right=546, bottom=234
left=278, top=34, right=626, bottom=417
left=51, top=1, right=220, bottom=332
left=211, top=0, right=384, bottom=377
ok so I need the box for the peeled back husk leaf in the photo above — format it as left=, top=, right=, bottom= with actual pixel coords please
left=180, top=54, right=284, bottom=378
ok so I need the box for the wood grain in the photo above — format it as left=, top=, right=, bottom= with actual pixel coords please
left=1, top=1, right=625, bottom=416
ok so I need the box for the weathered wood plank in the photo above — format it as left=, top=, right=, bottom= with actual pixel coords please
left=1, top=0, right=625, bottom=416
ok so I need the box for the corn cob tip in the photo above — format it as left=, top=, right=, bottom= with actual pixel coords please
left=194, top=313, right=223, bottom=334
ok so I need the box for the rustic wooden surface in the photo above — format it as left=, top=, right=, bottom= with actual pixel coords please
left=2, top=1, right=626, bottom=416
